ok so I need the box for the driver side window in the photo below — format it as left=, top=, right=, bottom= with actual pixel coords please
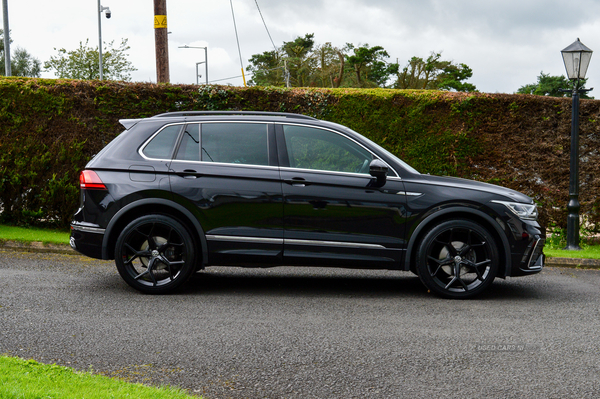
left=282, top=125, right=372, bottom=174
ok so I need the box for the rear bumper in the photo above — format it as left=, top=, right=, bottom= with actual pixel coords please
left=70, top=223, right=105, bottom=259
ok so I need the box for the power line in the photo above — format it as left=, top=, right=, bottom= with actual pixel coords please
left=254, top=0, right=277, bottom=53
left=252, top=0, right=289, bottom=87
left=229, top=0, right=246, bottom=86
left=206, top=65, right=284, bottom=85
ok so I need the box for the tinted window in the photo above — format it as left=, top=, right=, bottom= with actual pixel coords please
left=142, top=125, right=182, bottom=159
left=283, top=125, right=372, bottom=174
left=175, top=124, right=200, bottom=161
left=201, top=123, right=268, bottom=166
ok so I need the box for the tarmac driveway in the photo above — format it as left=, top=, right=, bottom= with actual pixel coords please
left=1, top=249, right=600, bottom=398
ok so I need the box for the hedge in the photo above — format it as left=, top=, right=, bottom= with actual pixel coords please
left=1, top=76, right=599, bottom=232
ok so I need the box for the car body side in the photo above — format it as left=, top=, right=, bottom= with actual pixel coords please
left=70, top=115, right=544, bottom=279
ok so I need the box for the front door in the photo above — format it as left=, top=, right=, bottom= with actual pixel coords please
left=277, top=124, right=407, bottom=268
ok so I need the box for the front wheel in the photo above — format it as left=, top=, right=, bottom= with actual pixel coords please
left=115, top=215, right=197, bottom=294
left=416, top=220, right=499, bottom=299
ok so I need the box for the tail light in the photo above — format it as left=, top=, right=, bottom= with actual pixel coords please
left=80, top=170, right=107, bottom=190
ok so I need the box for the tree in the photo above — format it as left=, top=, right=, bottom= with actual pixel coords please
left=345, top=44, right=399, bottom=87
left=437, top=63, right=476, bottom=92
left=246, top=34, right=402, bottom=88
left=394, top=52, right=476, bottom=92
left=281, top=33, right=316, bottom=87
left=44, top=38, right=137, bottom=81
left=247, top=50, right=284, bottom=86
left=310, top=42, right=344, bottom=88
left=517, top=71, right=591, bottom=98
left=0, top=29, right=42, bottom=77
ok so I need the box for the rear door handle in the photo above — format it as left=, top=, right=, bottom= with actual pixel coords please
left=176, top=169, right=201, bottom=179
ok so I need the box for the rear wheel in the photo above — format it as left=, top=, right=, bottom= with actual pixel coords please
left=416, top=220, right=498, bottom=299
left=115, top=215, right=196, bottom=294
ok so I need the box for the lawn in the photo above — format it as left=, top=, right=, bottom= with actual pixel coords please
left=0, top=356, right=199, bottom=399
left=544, top=245, right=600, bottom=259
left=1, top=224, right=599, bottom=259
left=0, top=224, right=70, bottom=245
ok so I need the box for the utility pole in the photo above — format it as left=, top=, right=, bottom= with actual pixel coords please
left=154, top=0, right=169, bottom=83
left=2, top=0, right=11, bottom=76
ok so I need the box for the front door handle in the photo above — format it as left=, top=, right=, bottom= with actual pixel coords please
left=284, top=177, right=310, bottom=187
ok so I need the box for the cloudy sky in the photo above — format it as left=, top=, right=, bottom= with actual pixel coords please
left=3, top=0, right=600, bottom=93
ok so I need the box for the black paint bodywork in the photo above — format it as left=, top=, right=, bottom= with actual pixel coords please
left=70, top=113, right=545, bottom=278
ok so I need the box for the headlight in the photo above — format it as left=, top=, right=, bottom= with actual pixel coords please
left=491, top=200, right=538, bottom=221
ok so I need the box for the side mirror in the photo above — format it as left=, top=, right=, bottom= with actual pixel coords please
left=369, top=159, right=388, bottom=187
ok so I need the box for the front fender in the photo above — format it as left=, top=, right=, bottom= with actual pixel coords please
left=403, top=207, right=512, bottom=277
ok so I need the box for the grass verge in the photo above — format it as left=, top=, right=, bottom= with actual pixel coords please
left=0, top=224, right=70, bottom=245
left=1, top=224, right=599, bottom=260
left=0, top=356, right=199, bottom=399
left=544, top=245, right=600, bottom=260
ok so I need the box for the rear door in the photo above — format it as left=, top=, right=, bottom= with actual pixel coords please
left=277, top=123, right=408, bottom=268
left=169, top=121, right=283, bottom=265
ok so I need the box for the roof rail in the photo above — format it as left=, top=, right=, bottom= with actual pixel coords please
left=151, top=111, right=317, bottom=120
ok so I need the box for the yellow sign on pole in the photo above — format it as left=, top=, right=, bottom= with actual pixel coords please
left=154, top=15, right=167, bottom=29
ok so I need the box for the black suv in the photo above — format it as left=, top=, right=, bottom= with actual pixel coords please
left=70, top=111, right=544, bottom=298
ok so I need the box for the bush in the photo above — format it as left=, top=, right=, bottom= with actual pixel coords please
left=1, top=77, right=599, bottom=232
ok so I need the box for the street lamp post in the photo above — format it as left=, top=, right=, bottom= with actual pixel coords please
left=560, top=38, right=593, bottom=250
left=97, top=0, right=111, bottom=80
left=179, top=45, right=208, bottom=85
left=2, top=0, right=11, bottom=76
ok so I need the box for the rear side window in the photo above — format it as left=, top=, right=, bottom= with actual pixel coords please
left=201, top=123, right=268, bottom=166
left=142, top=125, right=182, bottom=159
left=175, top=124, right=200, bottom=161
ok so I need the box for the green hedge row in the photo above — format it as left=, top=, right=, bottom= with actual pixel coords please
left=1, top=77, right=599, bottom=231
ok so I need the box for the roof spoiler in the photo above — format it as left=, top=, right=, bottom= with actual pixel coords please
left=119, top=119, right=142, bottom=130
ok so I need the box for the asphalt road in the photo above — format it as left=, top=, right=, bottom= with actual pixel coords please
left=1, top=249, right=600, bottom=398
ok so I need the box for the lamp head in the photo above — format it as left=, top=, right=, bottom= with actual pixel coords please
left=561, top=38, right=593, bottom=80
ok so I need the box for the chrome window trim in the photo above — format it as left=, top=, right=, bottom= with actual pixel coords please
left=279, top=166, right=379, bottom=180
left=136, top=120, right=402, bottom=180
left=139, top=121, right=272, bottom=166
left=169, top=159, right=280, bottom=171
left=138, top=122, right=186, bottom=162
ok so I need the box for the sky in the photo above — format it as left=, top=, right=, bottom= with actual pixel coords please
left=3, top=0, right=600, bottom=94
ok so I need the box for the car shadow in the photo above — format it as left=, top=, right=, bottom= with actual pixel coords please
left=101, top=267, right=546, bottom=300
left=181, top=267, right=428, bottom=298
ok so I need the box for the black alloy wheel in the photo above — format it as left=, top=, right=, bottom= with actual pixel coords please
left=416, top=220, right=499, bottom=299
left=115, top=215, right=196, bottom=294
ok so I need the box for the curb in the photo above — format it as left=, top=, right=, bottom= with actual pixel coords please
left=0, top=240, right=77, bottom=255
left=1, top=240, right=599, bottom=269
left=545, top=257, right=600, bottom=269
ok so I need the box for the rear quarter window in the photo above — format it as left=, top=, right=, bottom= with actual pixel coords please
left=142, top=125, right=182, bottom=159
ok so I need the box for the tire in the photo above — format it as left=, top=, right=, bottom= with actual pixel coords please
left=416, top=220, right=498, bottom=299
left=115, top=215, right=197, bottom=294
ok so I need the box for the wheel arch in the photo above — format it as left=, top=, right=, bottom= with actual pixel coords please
left=404, top=207, right=511, bottom=277
left=102, top=198, right=208, bottom=266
